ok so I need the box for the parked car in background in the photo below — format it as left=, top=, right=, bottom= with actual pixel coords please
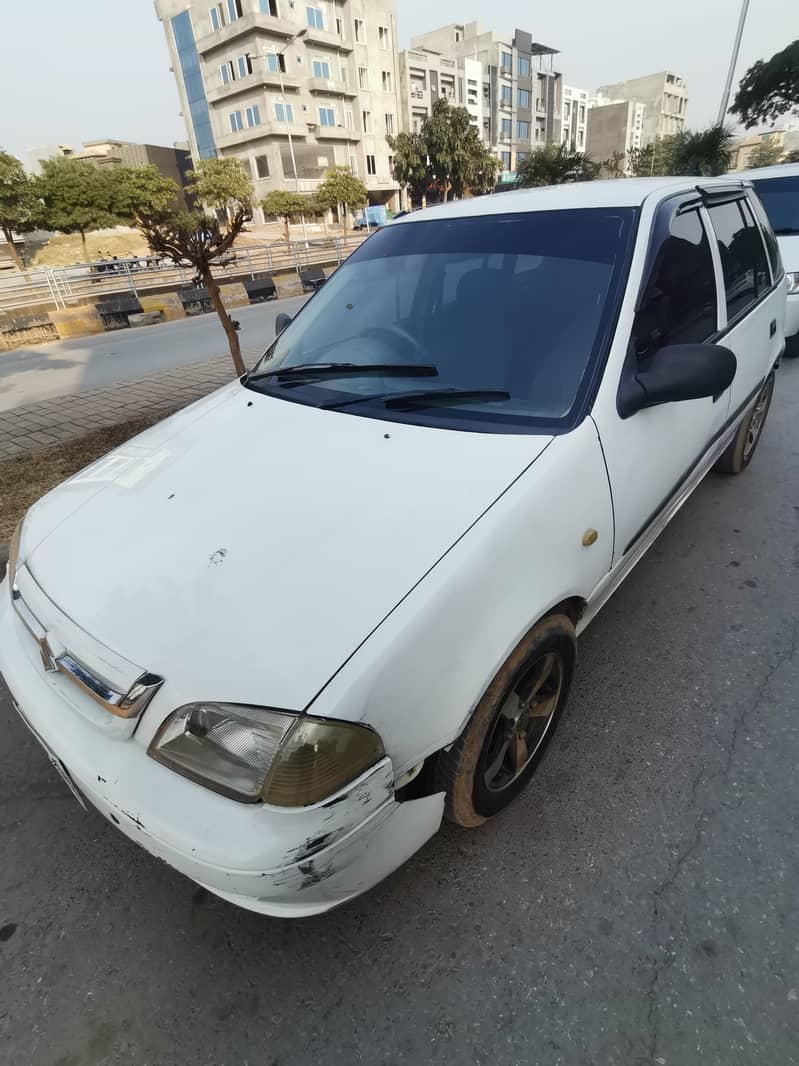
left=0, top=177, right=785, bottom=917
left=354, top=204, right=390, bottom=230
left=743, top=162, right=799, bottom=356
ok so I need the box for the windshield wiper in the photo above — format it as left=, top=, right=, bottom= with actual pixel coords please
left=323, top=388, right=511, bottom=411
left=251, top=362, right=438, bottom=383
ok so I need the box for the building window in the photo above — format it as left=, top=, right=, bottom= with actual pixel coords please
left=362, top=109, right=371, bottom=132
left=500, top=84, right=512, bottom=106
left=563, top=101, right=571, bottom=121
left=354, top=18, right=364, bottom=42
left=227, top=0, right=242, bottom=18
left=265, top=52, right=286, bottom=73
left=366, top=154, right=376, bottom=175
left=501, top=51, right=512, bottom=71
left=171, top=10, right=216, bottom=158
left=345, top=108, right=354, bottom=129
left=245, top=104, right=260, bottom=127
left=229, top=110, right=243, bottom=132
left=312, top=59, right=331, bottom=79
left=385, top=112, right=395, bottom=135
left=579, top=105, right=586, bottom=123
left=358, top=67, right=368, bottom=89
left=318, top=106, right=336, bottom=126
left=254, top=154, right=269, bottom=178
left=517, top=151, right=528, bottom=164
left=500, top=150, right=511, bottom=169
left=379, top=25, right=390, bottom=49
left=259, top=0, right=278, bottom=13
left=382, top=70, right=392, bottom=92
left=210, top=0, right=241, bottom=29
left=274, top=101, right=294, bottom=122
left=336, top=16, right=343, bottom=36
left=577, top=130, right=584, bottom=148
left=220, top=60, right=234, bottom=84
left=517, top=120, right=529, bottom=139
left=210, top=6, right=221, bottom=30
left=236, top=54, right=253, bottom=78
left=306, top=5, right=324, bottom=30
left=517, top=88, right=530, bottom=109
left=518, top=55, right=530, bottom=77
left=500, top=118, right=512, bottom=138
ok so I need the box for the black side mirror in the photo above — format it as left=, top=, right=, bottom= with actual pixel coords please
left=275, top=312, right=292, bottom=336
left=618, top=343, right=737, bottom=418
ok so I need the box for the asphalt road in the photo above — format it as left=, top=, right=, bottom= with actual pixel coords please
left=1, top=360, right=798, bottom=1066
left=0, top=295, right=308, bottom=412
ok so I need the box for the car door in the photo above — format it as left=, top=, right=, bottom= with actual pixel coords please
left=703, top=192, right=783, bottom=414
left=591, top=193, right=731, bottom=565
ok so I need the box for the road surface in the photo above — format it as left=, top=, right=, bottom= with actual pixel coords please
left=0, top=295, right=308, bottom=412
left=0, top=360, right=798, bottom=1065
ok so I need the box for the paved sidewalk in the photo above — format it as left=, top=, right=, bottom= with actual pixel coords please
left=0, top=350, right=259, bottom=459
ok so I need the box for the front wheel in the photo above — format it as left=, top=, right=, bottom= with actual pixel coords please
left=714, top=373, right=774, bottom=475
left=436, top=614, right=576, bottom=827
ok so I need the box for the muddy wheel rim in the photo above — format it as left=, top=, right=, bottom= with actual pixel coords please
left=743, top=385, right=770, bottom=461
left=481, top=652, right=563, bottom=793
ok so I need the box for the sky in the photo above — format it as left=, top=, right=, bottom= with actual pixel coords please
left=0, top=0, right=794, bottom=161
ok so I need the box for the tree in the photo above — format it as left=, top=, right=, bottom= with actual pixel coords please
left=731, top=40, right=799, bottom=128
left=112, top=165, right=182, bottom=225
left=316, top=166, right=367, bottom=230
left=132, top=160, right=253, bottom=376
left=747, top=140, right=784, bottom=168
left=515, top=143, right=598, bottom=187
left=627, top=136, right=680, bottom=177
left=669, top=125, right=734, bottom=176
left=599, top=150, right=627, bottom=179
left=0, top=151, right=38, bottom=269
left=34, top=157, right=118, bottom=260
left=424, top=98, right=494, bottom=201
left=261, top=189, right=308, bottom=240
left=386, top=131, right=429, bottom=206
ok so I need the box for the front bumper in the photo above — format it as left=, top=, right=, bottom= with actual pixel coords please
left=0, top=586, right=443, bottom=917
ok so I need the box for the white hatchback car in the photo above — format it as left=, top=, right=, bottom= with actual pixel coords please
left=741, top=162, right=799, bottom=356
left=0, top=177, right=786, bottom=917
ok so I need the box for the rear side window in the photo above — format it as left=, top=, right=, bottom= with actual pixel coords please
left=748, top=191, right=783, bottom=279
left=707, top=199, right=770, bottom=322
left=633, top=207, right=717, bottom=356
left=751, top=175, right=799, bottom=237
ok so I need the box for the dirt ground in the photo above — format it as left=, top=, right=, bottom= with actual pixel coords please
left=31, top=229, right=151, bottom=267
left=0, top=414, right=168, bottom=542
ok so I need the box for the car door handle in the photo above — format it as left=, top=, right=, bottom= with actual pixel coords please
left=770, top=319, right=777, bottom=338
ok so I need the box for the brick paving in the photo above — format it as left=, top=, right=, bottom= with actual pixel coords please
left=0, top=348, right=262, bottom=460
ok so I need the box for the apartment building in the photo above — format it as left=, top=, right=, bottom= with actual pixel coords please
left=408, top=22, right=562, bottom=176
left=586, top=98, right=646, bottom=170
left=596, top=71, right=687, bottom=146
left=398, top=48, right=483, bottom=136
left=155, top=0, right=401, bottom=212
left=561, top=86, right=594, bottom=153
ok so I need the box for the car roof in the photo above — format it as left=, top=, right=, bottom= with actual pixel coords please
left=394, top=176, right=754, bottom=223
left=738, top=162, right=799, bottom=181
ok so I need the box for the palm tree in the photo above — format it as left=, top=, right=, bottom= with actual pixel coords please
left=669, top=125, right=735, bottom=176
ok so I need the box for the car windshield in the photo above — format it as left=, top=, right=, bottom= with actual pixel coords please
left=751, top=175, right=799, bottom=235
left=246, top=207, right=637, bottom=432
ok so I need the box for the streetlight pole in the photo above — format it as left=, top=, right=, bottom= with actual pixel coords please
left=716, top=0, right=750, bottom=127
left=276, top=28, right=308, bottom=242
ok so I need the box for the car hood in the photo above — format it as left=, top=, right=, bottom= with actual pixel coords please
left=23, top=384, right=552, bottom=711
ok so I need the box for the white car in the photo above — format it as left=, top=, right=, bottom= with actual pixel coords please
left=0, top=177, right=786, bottom=917
left=741, top=162, right=799, bottom=356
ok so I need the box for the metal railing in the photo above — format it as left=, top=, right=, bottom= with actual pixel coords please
left=0, top=234, right=366, bottom=314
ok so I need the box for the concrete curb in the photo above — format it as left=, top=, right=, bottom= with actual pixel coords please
left=0, top=543, right=8, bottom=580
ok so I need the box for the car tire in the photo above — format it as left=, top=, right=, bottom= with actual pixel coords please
left=436, top=613, right=576, bottom=828
left=714, top=372, right=774, bottom=475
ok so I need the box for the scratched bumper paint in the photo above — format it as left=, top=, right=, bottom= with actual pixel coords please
left=0, top=591, right=443, bottom=917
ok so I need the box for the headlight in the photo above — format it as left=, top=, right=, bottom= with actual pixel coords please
left=6, top=520, right=22, bottom=590
left=148, top=702, right=384, bottom=806
left=787, top=271, right=799, bottom=295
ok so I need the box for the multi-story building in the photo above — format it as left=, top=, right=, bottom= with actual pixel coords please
left=154, top=0, right=401, bottom=214
left=408, top=22, right=562, bottom=177
left=586, top=98, right=646, bottom=171
left=398, top=47, right=483, bottom=137
left=596, top=71, right=687, bottom=147
left=560, top=86, right=595, bottom=153
left=729, top=123, right=799, bottom=170
left=73, top=140, right=194, bottom=205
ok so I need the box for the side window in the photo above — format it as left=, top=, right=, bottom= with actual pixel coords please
left=633, top=207, right=718, bottom=356
left=748, top=192, right=782, bottom=280
left=707, top=199, right=769, bottom=322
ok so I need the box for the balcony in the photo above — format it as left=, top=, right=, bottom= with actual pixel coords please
left=195, top=12, right=298, bottom=54
left=206, top=71, right=300, bottom=104
left=303, top=25, right=353, bottom=52
left=308, top=76, right=357, bottom=98
left=215, top=120, right=308, bottom=148
left=312, top=124, right=360, bottom=142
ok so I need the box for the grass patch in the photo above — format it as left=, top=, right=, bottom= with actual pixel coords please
left=0, top=413, right=170, bottom=543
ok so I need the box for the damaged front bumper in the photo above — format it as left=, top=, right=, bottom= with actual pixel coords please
left=0, top=590, right=443, bottom=917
